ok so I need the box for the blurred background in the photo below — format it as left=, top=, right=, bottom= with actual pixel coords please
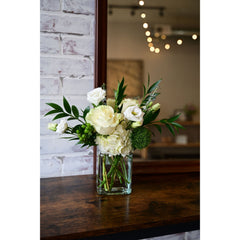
left=107, top=0, right=200, bottom=162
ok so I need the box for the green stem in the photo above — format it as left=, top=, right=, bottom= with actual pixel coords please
left=102, top=156, right=109, bottom=191
left=119, top=159, right=130, bottom=184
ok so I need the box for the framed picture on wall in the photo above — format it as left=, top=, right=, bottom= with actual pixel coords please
left=107, top=59, right=143, bottom=98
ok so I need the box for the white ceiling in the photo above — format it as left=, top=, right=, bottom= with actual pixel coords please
left=108, top=0, right=200, bottom=30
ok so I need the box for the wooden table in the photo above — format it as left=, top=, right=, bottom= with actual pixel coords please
left=41, top=173, right=200, bottom=240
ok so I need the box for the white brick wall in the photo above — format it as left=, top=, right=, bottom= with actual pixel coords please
left=40, top=0, right=95, bottom=178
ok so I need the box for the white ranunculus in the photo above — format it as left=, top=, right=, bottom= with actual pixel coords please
left=96, top=123, right=132, bottom=156
left=120, top=98, right=139, bottom=113
left=87, top=87, right=106, bottom=106
left=56, top=119, right=68, bottom=134
left=86, top=105, right=123, bottom=135
left=123, top=106, right=144, bottom=122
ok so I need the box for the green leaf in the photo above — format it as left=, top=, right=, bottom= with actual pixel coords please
left=72, top=105, right=79, bottom=118
left=143, top=109, right=160, bottom=125
left=52, top=112, right=69, bottom=121
left=63, top=96, right=71, bottom=114
left=166, top=123, right=175, bottom=136
left=153, top=124, right=162, bottom=134
left=147, top=73, right=150, bottom=88
left=167, top=114, right=181, bottom=122
left=143, top=84, right=146, bottom=96
left=171, top=122, right=185, bottom=129
left=67, top=117, right=76, bottom=121
left=114, top=77, right=127, bottom=109
left=44, top=109, right=61, bottom=117
left=46, top=103, right=63, bottom=112
left=71, top=124, right=81, bottom=133
left=147, top=80, right=161, bottom=94
left=83, top=106, right=90, bottom=120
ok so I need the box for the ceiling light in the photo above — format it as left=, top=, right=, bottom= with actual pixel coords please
left=139, top=1, right=144, bottom=6
left=192, top=34, right=198, bottom=40
left=177, top=39, right=183, bottom=45
left=165, top=44, right=170, bottom=50
left=143, top=23, right=148, bottom=29
left=147, top=37, right=152, bottom=43
left=145, top=31, right=151, bottom=36
left=140, top=13, right=146, bottom=19
left=155, top=48, right=160, bottom=53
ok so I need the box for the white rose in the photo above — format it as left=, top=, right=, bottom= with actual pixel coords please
left=96, top=124, right=132, bottom=156
left=123, top=106, right=144, bottom=122
left=87, top=87, right=106, bottom=106
left=120, top=98, right=139, bottom=113
left=56, top=119, right=68, bottom=134
left=86, top=105, right=122, bottom=135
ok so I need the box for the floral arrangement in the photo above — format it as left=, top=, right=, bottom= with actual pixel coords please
left=45, top=76, right=183, bottom=194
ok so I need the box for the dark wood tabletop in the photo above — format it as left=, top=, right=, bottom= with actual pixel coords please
left=41, top=172, right=200, bottom=240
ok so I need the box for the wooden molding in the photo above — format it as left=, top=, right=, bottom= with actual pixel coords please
left=94, top=0, right=108, bottom=175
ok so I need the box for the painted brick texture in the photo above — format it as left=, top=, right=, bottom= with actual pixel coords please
left=40, top=0, right=95, bottom=178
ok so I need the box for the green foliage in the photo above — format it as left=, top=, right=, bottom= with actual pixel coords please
left=114, top=77, right=127, bottom=112
left=131, top=127, right=151, bottom=149
left=45, top=96, right=85, bottom=123
left=45, top=97, right=97, bottom=147
left=74, top=123, right=96, bottom=147
left=158, top=114, right=184, bottom=136
left=140, top=74, right=161, bottom=107
left=143, top=108, right=160, bottom=125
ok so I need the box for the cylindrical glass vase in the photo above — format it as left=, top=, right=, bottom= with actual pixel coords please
left=96, top=153, right=133, bottom=195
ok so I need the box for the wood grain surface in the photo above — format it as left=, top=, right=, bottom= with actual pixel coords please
left=41, top=173, right=199, bottom=240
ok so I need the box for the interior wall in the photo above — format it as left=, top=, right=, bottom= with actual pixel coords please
left=107, top=22, right=200, bottom=121
left=40, top=0, right=95, bottom=178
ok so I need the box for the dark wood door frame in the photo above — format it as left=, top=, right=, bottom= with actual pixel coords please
left=93, top=0, right=199, bottom=175
left=94, top=0, right=108, bottom=175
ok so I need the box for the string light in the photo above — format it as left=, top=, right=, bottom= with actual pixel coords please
left=148, top=43, right=153, bottom=47
left=139, top=0, right=144, bottom=6
left=192, top=34, right=198, bottom=40
left=147, top=37, right=152, bottom=42
left=143, top=23, right=148, bottom=29
left=161, top=34, right=166, bottom=40
left=145, top=30, right=151, bottom=36
left=150, top=47, right=155, bottom=52
left=154, top=32, right=160, bottom=38
left=140, top=13, right=146, bottom=19
left=155, top=48, right=160, bottom=53
left=165, top=44, right=170, bottom=50
left=177, top=39, right=183, bottom=45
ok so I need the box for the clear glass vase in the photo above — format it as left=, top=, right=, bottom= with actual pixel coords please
left=96, top=153, right=133, bottom=195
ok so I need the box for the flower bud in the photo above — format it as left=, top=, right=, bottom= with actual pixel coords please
left=56, top=119, right=68, bottom=134
left=131, top=121, right=143, bottom=128
left=151, top=103, right=161, bottom=112
left=147, top=101, right=153, bottom=108
left=48, top=123, right=57, bottom=131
